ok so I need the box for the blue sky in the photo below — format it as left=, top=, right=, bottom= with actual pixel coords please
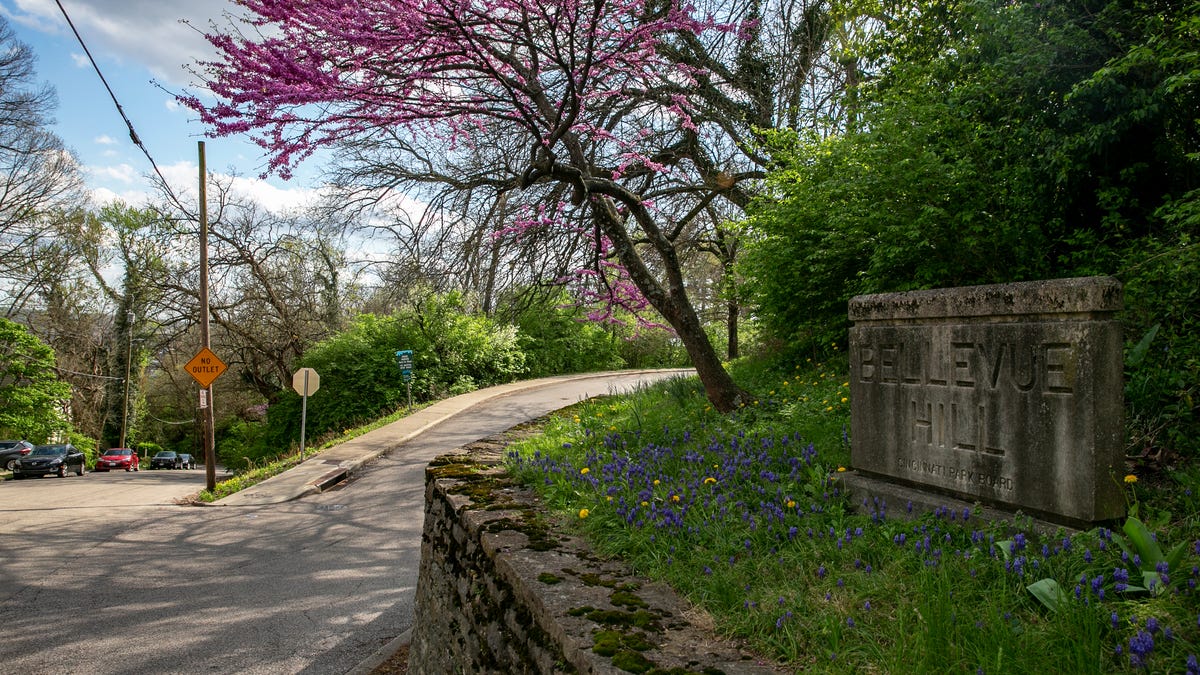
left=0, top=0, right=322, bottom=210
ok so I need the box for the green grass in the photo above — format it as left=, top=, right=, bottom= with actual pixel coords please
left=505, top=356, right=1200, bottom=674
left=195, top=401, right=434, bottom=502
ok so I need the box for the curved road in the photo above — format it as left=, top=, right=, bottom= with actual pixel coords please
left=0, top=370, right=687, bottom=674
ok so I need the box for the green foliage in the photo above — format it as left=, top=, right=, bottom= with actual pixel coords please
left=134, top=442, right=162, bottom=458
left=614, top=328, right=689, bottom=370
left=744, top=0, right=1200, bottom=457
left=0, top=317, right=71, bottom=441
left=509, top=292, right=625, bottom=377
left=65, top=429, right=98, bottom=467
left=232, top=295, right=527, bottom=465
left=507, top=356, right=1200, bottom=673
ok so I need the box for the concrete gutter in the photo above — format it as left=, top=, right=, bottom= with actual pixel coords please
left=212, top=369, right=692, bottom=507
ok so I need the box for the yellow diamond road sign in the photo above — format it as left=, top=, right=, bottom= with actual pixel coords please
left=185, top=347, right=227, bottom=388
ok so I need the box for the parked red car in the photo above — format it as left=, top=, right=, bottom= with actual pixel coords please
left=94, top=448, right=139, bottom=472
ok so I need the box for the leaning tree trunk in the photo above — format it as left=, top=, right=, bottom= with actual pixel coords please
left=593, top=198, right=749, bottom=413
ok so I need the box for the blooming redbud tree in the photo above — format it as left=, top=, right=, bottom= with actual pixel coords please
left=184, top=0, right=760, bottom=411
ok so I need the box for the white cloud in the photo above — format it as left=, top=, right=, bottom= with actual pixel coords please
left=86, top=160, right=325, bottom=214
left=87, top=162, right=138, bottom=184
left=69, top=52, right=87, bottom=67
left=4, top=0, right=234, bottom=85
left=94, top=134, right=117, bottom=145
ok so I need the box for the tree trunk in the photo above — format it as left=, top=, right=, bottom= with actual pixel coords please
left=593, top=201, right=748, bottom=413
left=727, top=296, right=739, bottom=361
left=673, top=302, right=746, bottom=412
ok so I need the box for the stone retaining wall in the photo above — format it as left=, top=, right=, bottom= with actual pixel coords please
left=408, top=435, right=780, bottom=675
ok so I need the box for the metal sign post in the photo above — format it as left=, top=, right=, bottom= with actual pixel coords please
left=395, top=350, right=414, bottom=411
left=292, top=368, right=320, bottom=461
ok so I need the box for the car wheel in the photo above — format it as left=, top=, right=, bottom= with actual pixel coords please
left=5, top=458, right=15, bottom=471
left=57, top=464, right=66, bottom=478
left=76, top=463, right=84, bottom=476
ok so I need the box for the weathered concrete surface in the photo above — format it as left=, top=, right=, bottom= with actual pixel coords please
left=848, top=277, right=1125, bottom=527
left=409, top=439, right=783, bottom=675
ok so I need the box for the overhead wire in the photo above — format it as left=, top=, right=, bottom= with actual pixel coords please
left=52, top=0, right=188, bottom=211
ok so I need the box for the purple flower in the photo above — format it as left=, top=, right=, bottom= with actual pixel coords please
left=1129, top=630, right=1155, bottom=668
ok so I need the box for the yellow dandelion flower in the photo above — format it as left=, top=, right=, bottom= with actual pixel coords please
left=842, top=382, right=850, bottom=387
left=653, top=479, right=661, bottom=486
left=606, top=495, right=614, bottom=502
left=573, top=416, right=581, bottom=423
left=704, top=477, right=716, bottom=485
left=671, top=494, right=680, bottom=503
left=580, top=467, right=590, bottom=475
left=837, top=466, right=847, bottom=472
left=609, top=425, right=617, bottom=431
left=578, top=508, right=590, bottom=519
left=786, top=500, right=796, bottom=509
left=641, top=500, right=649, bottom=507
left=825, top=406, right=834, bottom=412
left=1124, top=474, right=1138, bottom=484
left=841, top=397, right=848, bottom=403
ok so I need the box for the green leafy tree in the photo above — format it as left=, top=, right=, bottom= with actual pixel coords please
left=0, top=317, right=70, bottom=441
left=224, top=296, right=527, bottom=465
left=744, top=0, right=1198, bottom=453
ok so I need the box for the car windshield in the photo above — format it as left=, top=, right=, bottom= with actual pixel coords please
left=155, top=452, right=176, bottom=458
left=30, top=446, right=66, bottom=456
left=0, top=441, right=22, bottom=449
left=104, top=449, right=132, bottom=456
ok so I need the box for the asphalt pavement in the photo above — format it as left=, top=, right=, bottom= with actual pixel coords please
left=214, top=369, right=692, bottom=507
left=218, top=368, right=693, bottom=674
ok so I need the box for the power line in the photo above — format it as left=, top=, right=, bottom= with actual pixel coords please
left=53, top=366, right=123, bottom=381
left=143, top=411, right=196, bottom=426
left=53, top=0, right=185, bottom=209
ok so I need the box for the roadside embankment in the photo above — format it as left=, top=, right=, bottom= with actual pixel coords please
left=408, top=432, right=782, bottom=674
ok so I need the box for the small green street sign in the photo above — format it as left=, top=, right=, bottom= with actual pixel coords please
left=395, top=349, right=414, bottom=373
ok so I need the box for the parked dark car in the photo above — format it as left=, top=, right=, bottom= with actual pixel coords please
left=178, top=453, right=196, bottom=470
left=12, top=443, right=85, bottom=478
left=149, top=451, right=182, bottom=469
left=94, top=448, right=139, bottom=472
left=0, top=440, right=34, bottom=472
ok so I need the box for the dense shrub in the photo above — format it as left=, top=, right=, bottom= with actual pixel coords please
left=510, top=293, right=625, bottom=377
left=743, top=0, right=1199, bottom=458
left=243, top=295, right=526, bottom=459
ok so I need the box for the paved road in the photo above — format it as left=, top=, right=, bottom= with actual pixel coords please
left=0, top=370, right=688, bottom=674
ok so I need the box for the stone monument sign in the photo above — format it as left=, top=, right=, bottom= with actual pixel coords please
left=848, top=277, right=1125, bottom=526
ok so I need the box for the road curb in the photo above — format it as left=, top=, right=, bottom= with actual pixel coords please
left=345, top=628, right=411, bottom=675
left=211, top=369, right=693, bottom=506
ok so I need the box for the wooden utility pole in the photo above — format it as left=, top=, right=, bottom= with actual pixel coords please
left=199, top=141, right=217, bottom=491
